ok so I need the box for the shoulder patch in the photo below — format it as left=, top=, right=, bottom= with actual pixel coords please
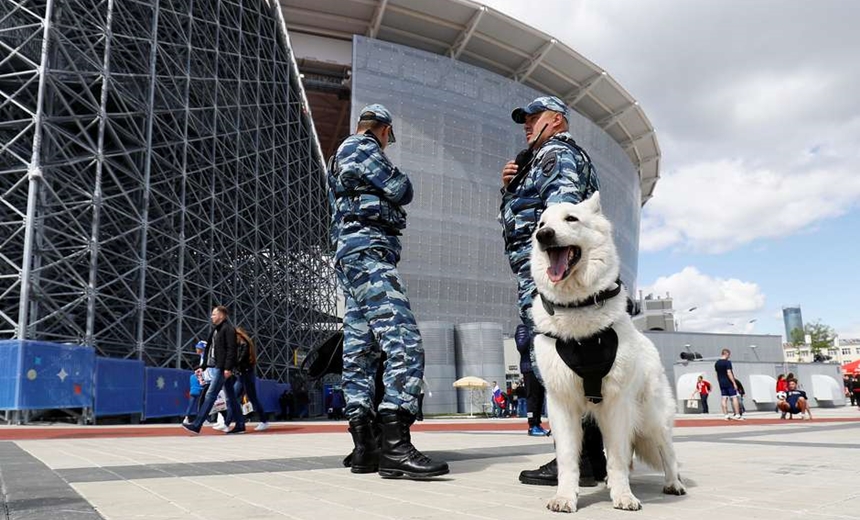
left=541, top=152, right=557, bottom=175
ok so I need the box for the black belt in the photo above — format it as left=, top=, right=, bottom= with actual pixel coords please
left=342, top=215, right=402, bottom=236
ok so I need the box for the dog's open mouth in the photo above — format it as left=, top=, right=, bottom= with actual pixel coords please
left=546, top=246, right=582, bottom=283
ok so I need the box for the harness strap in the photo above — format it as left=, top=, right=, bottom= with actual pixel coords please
left=546, top=327, right=619, bottom=404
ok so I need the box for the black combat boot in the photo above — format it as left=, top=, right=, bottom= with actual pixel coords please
left=347, top=415, right=379, bottom=474
left=582, top=418, right=607, bottom=483
left=518, top=457, right=601, bottom=487
left=519, top=458, right=557, bottom=486
left=578, top=453, right=598, bottom=487
left=377, top=412, right=449, bottom=479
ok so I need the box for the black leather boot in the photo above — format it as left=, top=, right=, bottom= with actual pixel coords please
left=582, top=418, right=607, bottom=483
left=518, top=457, right=600, bottom=487
left=347, top=415, right=379, bottom=474
left=377, top=412, right=449, bottom=479
left=519, top=458, right=557, bottom=486
left=578, top=453, right=598, bottom=487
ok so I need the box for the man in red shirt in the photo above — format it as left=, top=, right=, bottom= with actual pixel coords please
left=691, top=375, right=712, bottom=414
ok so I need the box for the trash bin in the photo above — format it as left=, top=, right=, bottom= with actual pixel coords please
left=682, top=398, right=702, bottom=414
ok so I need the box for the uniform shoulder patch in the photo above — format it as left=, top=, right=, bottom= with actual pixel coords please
left=540, top=151, right=558, bottom=176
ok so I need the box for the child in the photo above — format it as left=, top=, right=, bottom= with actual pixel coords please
left=775, top=374, right=788, bottom=412
left=183, top=341, right=207, bottom=424
left=735, top=379, right=746, bottom=416
left=183, top=369, right=204, bottom=424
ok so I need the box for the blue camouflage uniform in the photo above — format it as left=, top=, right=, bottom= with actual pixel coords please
left=327, top=104, right=424, bottom=420
left=500, top=96, right=601, bottom=374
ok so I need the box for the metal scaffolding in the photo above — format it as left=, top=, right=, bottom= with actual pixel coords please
left=0, top=0, right=337, bottom=381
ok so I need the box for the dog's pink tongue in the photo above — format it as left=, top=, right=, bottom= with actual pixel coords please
left=546, top=247, right=569, bottom=283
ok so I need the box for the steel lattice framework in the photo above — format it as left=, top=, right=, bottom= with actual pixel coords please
left=0, top=0, right=337, bottom=381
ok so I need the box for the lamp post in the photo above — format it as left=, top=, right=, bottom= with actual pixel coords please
left=676, top=306, right=697, bottom=331
left=728, top=318, right=758, bottom=333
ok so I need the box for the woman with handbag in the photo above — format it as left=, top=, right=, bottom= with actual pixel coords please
left=229, top=327, right=270, bottom=431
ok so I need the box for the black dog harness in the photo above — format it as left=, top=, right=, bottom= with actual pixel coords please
left=545, top=328, right=618, bottom=404
left=537, top=279, right=623, bottom=403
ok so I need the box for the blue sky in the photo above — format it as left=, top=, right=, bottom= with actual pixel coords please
left=483, top=0, right=860, bottom=340
left=639, top=210, right=860, bottom=338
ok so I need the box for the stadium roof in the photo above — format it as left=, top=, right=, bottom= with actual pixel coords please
left=280, top=0, right=661, bottom=204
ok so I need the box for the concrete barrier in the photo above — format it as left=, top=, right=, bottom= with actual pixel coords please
left=749, top=374, right=777, bottom=410
left=811, top=374, right=845, bottom=407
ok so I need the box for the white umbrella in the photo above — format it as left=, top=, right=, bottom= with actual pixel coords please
left=453, top=376, right=490, bottom=417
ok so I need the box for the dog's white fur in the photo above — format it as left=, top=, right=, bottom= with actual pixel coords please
left=530, top=193, right=685, bottom=513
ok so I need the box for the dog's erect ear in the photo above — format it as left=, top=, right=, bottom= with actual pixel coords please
left=584, top=191, right=601, bottom=214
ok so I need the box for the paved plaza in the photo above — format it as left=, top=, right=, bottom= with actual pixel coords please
left=1, top=409, right=859, bottom=520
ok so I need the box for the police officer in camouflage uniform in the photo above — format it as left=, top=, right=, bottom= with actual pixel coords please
left=328, top=104, right=449, bottom=479
left=500, top=96, right=607, bottom=487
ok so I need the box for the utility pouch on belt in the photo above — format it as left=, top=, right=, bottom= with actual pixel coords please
left=343, top=193, right=406, bottom=235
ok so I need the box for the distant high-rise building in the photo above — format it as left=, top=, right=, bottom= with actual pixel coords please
left=783, top=306, right=804, bottom=342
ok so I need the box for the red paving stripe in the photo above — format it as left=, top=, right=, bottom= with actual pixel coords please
left=0, top=416, right=858, bottom=441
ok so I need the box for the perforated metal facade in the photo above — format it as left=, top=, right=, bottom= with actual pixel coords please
left=352, top=36, right=641, bottom=335
left=454, top=322, right=505, bottom=414
left=418, top=321, right=457, bottom=414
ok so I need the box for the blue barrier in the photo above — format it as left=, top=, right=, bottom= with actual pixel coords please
left=94, top=358, right=145, bottom=417
left=0, top=341, right=294, bottom=421
left=144, top=367, right=191, bottom=419
left=256, top=379, right=285, bottom=414
left=0, top=341, right=20, bottom=409
left=0, top=340, right=95, bottom=410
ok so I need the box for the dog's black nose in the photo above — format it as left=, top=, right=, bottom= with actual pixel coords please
left=536, top=227, right=555, bottom=245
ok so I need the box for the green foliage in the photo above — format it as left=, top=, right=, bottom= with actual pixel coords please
left=805, top=320, right=835, bottom=352
left=789, top=327, right=805, bottom=347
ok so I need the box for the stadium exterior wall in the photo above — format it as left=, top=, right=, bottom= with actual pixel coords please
left=350, top=36, right=641, bottom=335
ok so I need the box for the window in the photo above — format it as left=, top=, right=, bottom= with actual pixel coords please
left=828, top=349, right=838, bottom=356
left=785, top=350, right=795, bottom=357
left=855, top=348, right=860, bottom=355
left=800, top=350, right=810, bottom=357
left=843, top=348, right=852, bottom=356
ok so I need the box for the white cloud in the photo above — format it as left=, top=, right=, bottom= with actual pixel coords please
left=640, top=160, right=860, bottom=253
left=725, top=70, right=838, bottom=128
left=640, top=267, right=766, bottom=333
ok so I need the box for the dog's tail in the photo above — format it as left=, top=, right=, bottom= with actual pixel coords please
left=632, top=435, right=665, bottom=472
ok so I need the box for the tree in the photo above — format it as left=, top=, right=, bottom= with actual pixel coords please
left=805, top=320, right=835, bottom=353
left=789, top=327, right=805, bottom=347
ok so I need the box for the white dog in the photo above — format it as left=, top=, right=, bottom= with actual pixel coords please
left=530, top=193, right=685, bottom=513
